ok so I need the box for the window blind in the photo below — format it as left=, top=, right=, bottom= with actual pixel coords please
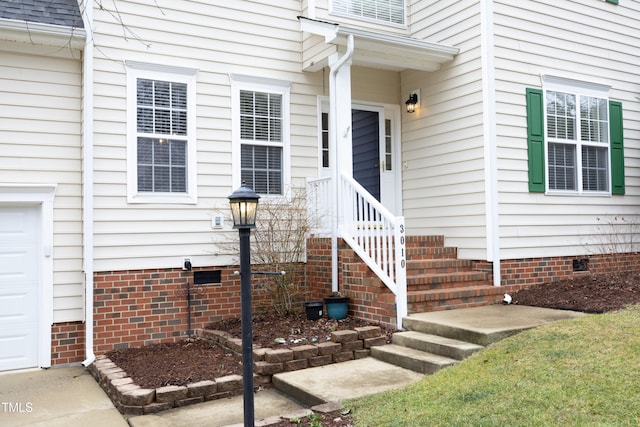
left=332, top=0, right=405, bottom=25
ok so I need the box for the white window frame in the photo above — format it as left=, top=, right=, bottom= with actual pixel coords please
left=542, top=75, right=611, bottom=196
left=230, top=74, right=291, bottom=197
left=330, top=0, right=406, bottom=27
left=126, top=61, right=198, bottom=204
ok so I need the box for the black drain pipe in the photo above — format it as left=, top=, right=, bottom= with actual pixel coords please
left=184, top=260, right=193, bottom=337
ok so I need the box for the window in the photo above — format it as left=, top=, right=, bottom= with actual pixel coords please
left=137, top=80, right=187, bottom=192
left=321, top=112, right=329, bottom=168
left=384, top=119, right=392, bottom=171
left=231, top=75, right=290, bottom=196
left=331, top=0, right=405, bottom=26
left=525, top=77, right=624, bottom=195
left=126, top=61, right=198, bottom=203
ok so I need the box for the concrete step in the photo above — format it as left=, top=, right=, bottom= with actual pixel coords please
left=371, top=344, right=458, bottom=374
left=402, top=305, right=586, bottom=346
left=402, top=313, right=497, bottom=346
left=392, top=331, right=484, bottom=361
left=272, top=358, right=423, bottom=407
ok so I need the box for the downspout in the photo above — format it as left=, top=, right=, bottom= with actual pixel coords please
left=480, top=0, right=501, bottom=286
left=329, top=34, right=354, bottom=293
left=81, top=0, right=96, bottom=367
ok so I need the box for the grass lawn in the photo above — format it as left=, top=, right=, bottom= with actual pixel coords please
left=348, top=304, right=640, bottom=426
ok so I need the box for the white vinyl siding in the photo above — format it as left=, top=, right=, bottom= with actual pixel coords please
left=126, top=62, right=197, bottom=204
left=400, top=0, right=487, bottom=259
left=91, top=2, right=316, bottom=271
left=493, top=0, right=640, bottom=259
left=0, top=48, right=83, bottom=323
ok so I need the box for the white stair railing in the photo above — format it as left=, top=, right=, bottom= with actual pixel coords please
left=306, top=176, right=333, bottom=235
left=307, top=175, right=407, bottom=328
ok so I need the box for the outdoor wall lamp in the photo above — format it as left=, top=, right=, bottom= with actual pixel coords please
left=227, top=181, right=260, bottom=427
left=405, top=93, right=418, bottom=113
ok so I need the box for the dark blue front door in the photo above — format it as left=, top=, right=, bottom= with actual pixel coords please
left=352, top=109, right=380, bottom=201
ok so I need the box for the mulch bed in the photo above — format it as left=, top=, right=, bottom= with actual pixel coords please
left=106, top=314, right=394, bottom=389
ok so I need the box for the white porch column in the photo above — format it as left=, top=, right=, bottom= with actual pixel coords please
left=329, top=35, right=354, bottom=293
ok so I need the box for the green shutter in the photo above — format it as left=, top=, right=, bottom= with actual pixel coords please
left=609, top=100, right=625, bottom=195
left=526, top=88, right=545, bottom=192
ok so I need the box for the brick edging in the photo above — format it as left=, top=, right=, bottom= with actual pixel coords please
left=88, top=325, right=387, bottom=414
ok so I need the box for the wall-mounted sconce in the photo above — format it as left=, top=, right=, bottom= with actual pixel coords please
left=405, top=93, right=418, bottom=113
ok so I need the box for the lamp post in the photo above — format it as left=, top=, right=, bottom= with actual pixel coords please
left=228, top=181, right=260, bottom=427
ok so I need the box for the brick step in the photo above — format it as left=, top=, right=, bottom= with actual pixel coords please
left=404, top=235, right=445, bottom=248
left=370, top=344, right=457, bottom=374
left=405, top=246, right=458, bottom=259
left=406, top=258, right=474, bottom=274
left=407, top=271, right=489, bottom=291
left=407, top=285, right=505, bottom=314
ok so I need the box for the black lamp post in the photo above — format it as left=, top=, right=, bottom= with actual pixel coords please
left=228, top=181, right=260, bottom=427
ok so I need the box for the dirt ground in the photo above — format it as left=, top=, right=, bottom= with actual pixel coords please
left=106, top=272, right=640, bottom=426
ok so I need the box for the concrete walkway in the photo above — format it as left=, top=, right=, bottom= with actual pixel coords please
left=0, top=366, right=127, bottom=427
left=127, top=389, right=307, bottom=427
left=0, top=305, right=586, bottom=426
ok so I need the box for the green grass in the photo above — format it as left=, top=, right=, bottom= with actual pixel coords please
left=348, top=304, right=640, bottom=426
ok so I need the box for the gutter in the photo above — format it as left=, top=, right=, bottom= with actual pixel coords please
left=0, top=18, right=86, bottom=50
left=329, top=34, right=354, bottom=293
left=80, top=1, right=96, bottom=367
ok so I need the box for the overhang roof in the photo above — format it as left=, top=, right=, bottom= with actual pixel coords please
left=299, top=16, right=458, bottom=72
left=0, top=0, right=85, bottom=49
left=0, top=0, right=84, bottom=28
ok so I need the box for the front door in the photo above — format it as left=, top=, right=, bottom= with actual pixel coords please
left=352, top=109, right=381, bottom=200
left=320, top=101, right=400, bottom=215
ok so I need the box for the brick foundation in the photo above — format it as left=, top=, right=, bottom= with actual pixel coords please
left=93, top=267, right=244, bottom=356
left=500, top=252, right=640, bottom=289
left=51, top=321, right=85, bottom=366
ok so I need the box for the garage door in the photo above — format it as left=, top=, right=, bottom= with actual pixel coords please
left=0, top=206, right=40, bottom=371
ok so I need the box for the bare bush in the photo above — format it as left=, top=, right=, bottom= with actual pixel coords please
left=585, top=215, right=640, bottom=276
left=250, top=188, right=313, bottom=316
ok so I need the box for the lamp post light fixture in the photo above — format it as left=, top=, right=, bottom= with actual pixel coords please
left=227, top=181, right=260, bottom=427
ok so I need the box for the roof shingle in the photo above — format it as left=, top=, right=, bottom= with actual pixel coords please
left=0, top=0, right=84, bottom=28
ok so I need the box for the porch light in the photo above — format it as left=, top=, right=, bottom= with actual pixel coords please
left=405, top=93, right=418, bottom=113
left=228, top=181, right=260, bottom=229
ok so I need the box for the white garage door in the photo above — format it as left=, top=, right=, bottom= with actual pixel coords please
left=0, top=206, right=40, bottom=371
